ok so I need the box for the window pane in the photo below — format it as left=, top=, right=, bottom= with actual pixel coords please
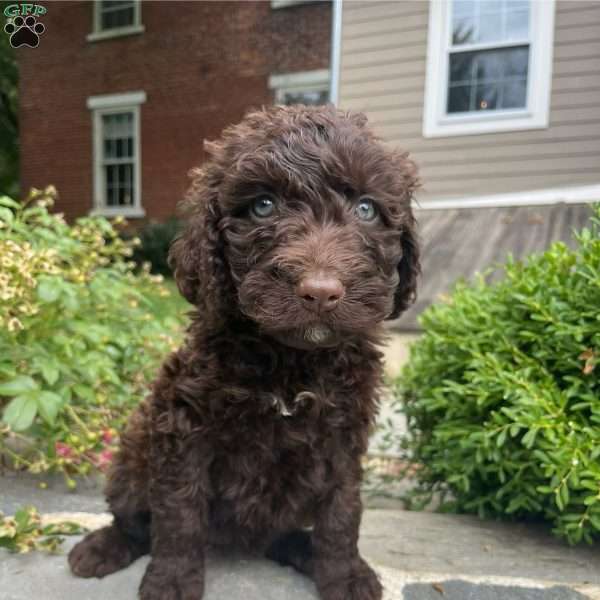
left=502, top=80, right=527, bottom=108
left=101, top=111, right=136, bottom=208
left=504, top=48, right=528, bottom=77
left=100, top=1, right=135, bottom=30
left=102, top=0, right=132, bottom=7
left=448, top=84, right=472, bottom=113
left=105, top=165, right=118, bottom=207
left=104, top=163, right=135, bottom=207
left=447, top=46, right=529, bottom=113
left=475, top=82, right=500, bottom=110
left=102, top=112, right=133, bottom=139
left=281, top=89, right=329, bottom=106
left=119, top=164, right=133, bottom=206
left=104, top=138, right=115, bottom=159
left=101, top=113, right=134, bottom=159
left=506, top=9, right=530, bottom=41
left=452, top=0, right=530, bottom=46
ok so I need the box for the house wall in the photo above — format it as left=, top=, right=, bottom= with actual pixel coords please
left=339, top=0, right=600, bottom=201
left=18, top=1, right=331, bottom=221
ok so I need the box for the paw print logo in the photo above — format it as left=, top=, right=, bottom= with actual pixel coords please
left=4, top=15, right=45, bottom=48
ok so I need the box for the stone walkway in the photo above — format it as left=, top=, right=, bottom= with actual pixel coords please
left=1, top=473, right=599, bottom=599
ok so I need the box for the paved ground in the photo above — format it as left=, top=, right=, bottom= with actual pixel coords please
left=2, top=473, right=599, bottom=599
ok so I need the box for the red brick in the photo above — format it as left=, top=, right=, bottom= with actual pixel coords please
left=17, top=1, right=331, bottom=221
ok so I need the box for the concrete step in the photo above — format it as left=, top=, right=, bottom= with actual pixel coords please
left=1, top=508, right=599, bottom=600
left=2, top=472, right=600, bottom=599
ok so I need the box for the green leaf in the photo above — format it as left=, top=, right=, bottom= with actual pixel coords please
left=37, top=278, right=62, bottom=303
left=0, top=196, right=21, bottom=209
left=35, top=358, right=59, bottom=386
left=560, top=484, right=570, bottom=510
left=42, top=521, right=86, bottom=536
left=496, top=428, right=507, bottom=447
left=14, top=507, right=35, bottom=531
left=0, top=207, right=14, bottom=223
left=2, top=395, right=38, bottom=431
left=72, top=384, right=95, bottom=402
left=522, top=428, right=539, bottom=449
left=0, top=376, right=38, bottom=397
left=36, top=391, right=62, bottom=426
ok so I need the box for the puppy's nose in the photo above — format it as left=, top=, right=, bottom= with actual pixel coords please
left=296, top=275, right=345, bottom=313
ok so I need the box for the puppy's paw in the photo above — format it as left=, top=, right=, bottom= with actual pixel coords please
left=69, top=526, right=134, bottom=578
left=139, top=559, right=204, bottom=600
left=316, top=557, right=382, bottom=600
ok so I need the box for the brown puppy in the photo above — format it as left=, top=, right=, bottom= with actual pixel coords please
left=68, top=105, right=420, bottom=600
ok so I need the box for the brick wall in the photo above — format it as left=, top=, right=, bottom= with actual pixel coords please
left=17, top=1, right=331, bottom=221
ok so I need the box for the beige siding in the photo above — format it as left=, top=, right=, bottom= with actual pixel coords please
left=339, top=0, right=600, bottom=200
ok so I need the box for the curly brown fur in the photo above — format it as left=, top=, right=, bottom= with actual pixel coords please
left=68, top=105, right=420, bottom=600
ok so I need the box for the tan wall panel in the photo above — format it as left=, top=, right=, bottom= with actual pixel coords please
left=343, top=29, right=427, bottom=54
left=387, top=122, right=600, bottom=150
left=555, top=22, right=600, bottom=44
left=554, top=5, right=600, bottom=27
left=420, top=172, right=600, bottom=198
left=343, top=11, right=428, bottom=39
left=343, top=44, right=427, bottom=68
left=342, top=61, right=426, bottom=83
left=340, top=77, right=424, bottom=98
left=344, top=0, right=426, bottom=23
left=416, top=139, right=600, bottom=165
left=421, top=155, right=600, bottom=179
left=339, top=0, right=600, bottom=200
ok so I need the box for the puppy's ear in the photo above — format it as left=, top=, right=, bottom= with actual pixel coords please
left=168, top=165, right=232, bottom=321
left=388, top=220, right=420, bottom=319
left=387, top=151, right=421, bottom=320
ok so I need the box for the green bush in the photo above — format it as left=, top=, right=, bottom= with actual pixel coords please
left=392, top=205, right=600, bottom=544
left=130, top=217, right=182, bottom=277
left=0, top=188, right=188, bottom=485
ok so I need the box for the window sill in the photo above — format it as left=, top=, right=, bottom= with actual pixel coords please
left=271, top=0, right=316, bottom=8
left=90, top=207, right=146, bottom=218
left=87, top=24, right=145, bottom=43
left=423, top=110, right=549, bottom=138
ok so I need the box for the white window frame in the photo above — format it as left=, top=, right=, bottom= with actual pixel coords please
left=87, top=0, right=144, bottom=42
left=271, top=0, right=315, bottom=8
left=423, top=0, right=555, bottom=138
left=87, top=91, right=146, bottom=218
left=269, top=69, right=331, bottom=105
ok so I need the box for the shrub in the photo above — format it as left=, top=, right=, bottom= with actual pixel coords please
left=0, top=188, right=188, bottom=485
left=392, top=205, right=600, bottom=544
left=130, top=217, right=182, bottom=277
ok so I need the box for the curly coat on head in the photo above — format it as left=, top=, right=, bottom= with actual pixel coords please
left=68, top=105, right=420, bottom=600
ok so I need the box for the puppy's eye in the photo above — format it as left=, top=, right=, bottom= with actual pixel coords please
left=355, top=197, right=378, bottom=222
left=251, top=196, right=275, bottom=219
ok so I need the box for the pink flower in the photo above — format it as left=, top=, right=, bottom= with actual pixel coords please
left=55, top=442, right=74, bottom=458
left=93, top=449, right=114, bottom=472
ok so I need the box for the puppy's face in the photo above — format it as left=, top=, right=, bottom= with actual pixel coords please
left=171, top=106, right=420, bottom=349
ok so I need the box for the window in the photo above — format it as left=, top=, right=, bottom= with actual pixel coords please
left=269, top=70, right=330, bottom=106
left=271, top=1, right=315, bottom=9
left=87, top=92, right=146, bottom=217
left=423, top=0, right=555, bottom=137
left=88, top=0, right=144, bottom=41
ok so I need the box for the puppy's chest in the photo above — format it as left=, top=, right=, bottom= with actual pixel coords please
left=209, top=412, right=335, bottom=517
left=204, top=352, right=375, bottom=508
left=209, top=382, right=345, bottom=502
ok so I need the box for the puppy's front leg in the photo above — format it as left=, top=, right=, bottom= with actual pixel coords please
left=139, top=414, right=210, bottom=600
left=312, top=470, right=382, bottom=600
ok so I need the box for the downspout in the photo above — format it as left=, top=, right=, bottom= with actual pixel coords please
left=329, top=0, right=343, bottom=106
